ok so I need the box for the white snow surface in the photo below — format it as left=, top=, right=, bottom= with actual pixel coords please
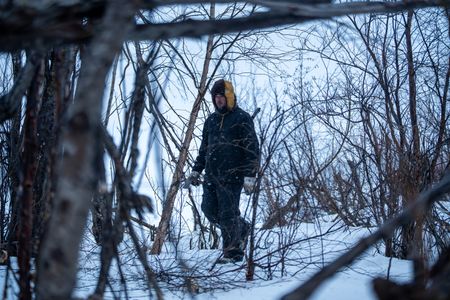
left=0, top=218, right=412, bottom=300
left=73, top=218, right=411, bottom=300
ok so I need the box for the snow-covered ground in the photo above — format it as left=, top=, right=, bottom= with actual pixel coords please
left=0, top=218, right=412, bottom=299
left=70, top=218, right=412, bottom=300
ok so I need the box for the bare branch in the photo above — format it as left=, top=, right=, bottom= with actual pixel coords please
left=0, top=0, right=448, bottom=51
left=280, top=172, right=450, bottom=300
left=0, top=52, right=42, bottom=123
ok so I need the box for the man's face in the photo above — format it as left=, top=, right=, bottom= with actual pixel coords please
left=214, top=94, right=227, bottom=110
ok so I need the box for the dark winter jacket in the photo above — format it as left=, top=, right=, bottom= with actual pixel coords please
left=192, top=79, right=259, bottom=183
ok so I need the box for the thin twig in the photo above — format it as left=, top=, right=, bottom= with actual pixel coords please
left=280, top=172, right=450, bottom=300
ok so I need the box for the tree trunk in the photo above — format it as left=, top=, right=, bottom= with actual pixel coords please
left=405, top=10, right=426, bottom=286
left=18, top=55, right=44, bottom=300
left=5, top=52, right=40, bottom=254
left=150, top=4, right=216, bottom=255
left=33, top=48, right=76, bottom=256
left=36, top=2, right=136, bottom=299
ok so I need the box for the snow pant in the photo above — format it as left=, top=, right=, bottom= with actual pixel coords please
left=201, top=180, right=249, bottom=258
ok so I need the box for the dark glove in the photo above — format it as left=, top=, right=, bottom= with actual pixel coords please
left=243, top=177, right=256, bottom=195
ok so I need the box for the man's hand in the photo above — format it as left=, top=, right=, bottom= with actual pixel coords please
left=188, top=171, right=201, bottom=186
left=243, top=177, right=256, bottom=195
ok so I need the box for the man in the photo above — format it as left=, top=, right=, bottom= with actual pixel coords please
left=188, top=79, right=260, bottom=263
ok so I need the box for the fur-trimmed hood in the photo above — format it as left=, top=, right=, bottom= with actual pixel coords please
left=210, top=79, right=236, bottom=112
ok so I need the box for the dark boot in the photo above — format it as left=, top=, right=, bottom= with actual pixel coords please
left=218, top=243, right=244, bottom=264
left=220, top=218, right=244, bottom=261
left=216, top=254, right=243, bottom=264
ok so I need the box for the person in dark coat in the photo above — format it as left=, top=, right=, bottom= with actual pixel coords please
left=187, top=79, right=259, bottom=263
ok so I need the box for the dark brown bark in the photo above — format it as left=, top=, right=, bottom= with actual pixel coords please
left=18, top=55, right=44, bottom=300
left=36, top=1, right=137, bottom=299
left=32, top=49, right=74, bottom=254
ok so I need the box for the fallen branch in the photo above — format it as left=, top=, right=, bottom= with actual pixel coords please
left=280, top=172, right=450, bottom=300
